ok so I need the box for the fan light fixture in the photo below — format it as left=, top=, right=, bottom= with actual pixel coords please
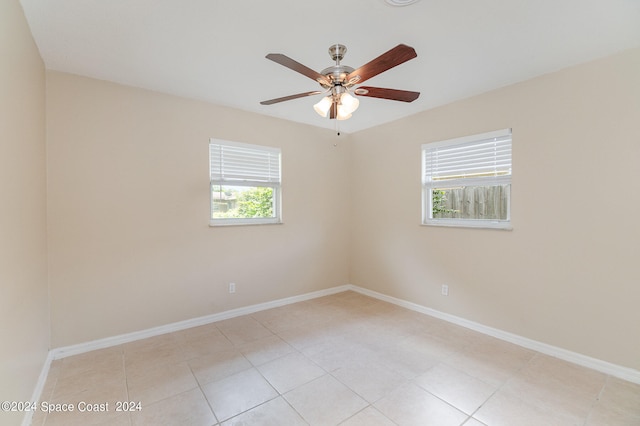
left=260, top=43, right=420, bottom=123
left=313, top=96, right=333, bottom=117
left=314, top=91, right=360, bottom=120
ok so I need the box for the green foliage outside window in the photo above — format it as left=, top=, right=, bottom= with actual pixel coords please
left=432, top=189, right=456, bottom=217
left=212, top=186, right=274, bottom=219
left=238, top=187, right=273, bottom=217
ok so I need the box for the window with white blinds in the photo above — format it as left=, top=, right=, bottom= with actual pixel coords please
left=210, top=140, right=281, bottom=185
left=422, top=129, right=512, bottom=229
left=209, top=139, right=282, bottom=226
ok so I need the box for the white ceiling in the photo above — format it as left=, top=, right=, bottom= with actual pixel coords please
left=20, top=0, right=640, bottom=134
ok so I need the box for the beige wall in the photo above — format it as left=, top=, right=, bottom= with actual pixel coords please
left=46, top=71, right=351, bottom=347
left=6, top=12, right=637, bottom=406
left=0, top=0, right=49, bottom=421
left=350, top=47, right=640, bottom=370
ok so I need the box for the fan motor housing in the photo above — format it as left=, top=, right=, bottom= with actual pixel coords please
left=320, top=65, right=355, bottom=88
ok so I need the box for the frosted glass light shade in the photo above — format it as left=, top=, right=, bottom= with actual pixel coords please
left=337, top=105, right=352, bottom=120
left=340, top=92, right=359, bottom=114
left=313, top=96, right=333, bottom=117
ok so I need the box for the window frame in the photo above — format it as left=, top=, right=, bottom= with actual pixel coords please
left=421, top=129, right=512, bottom=230
left=209, top=139, right=282, bottom=227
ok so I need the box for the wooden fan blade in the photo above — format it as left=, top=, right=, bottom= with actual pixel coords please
left=266, top=53, right=331, bottom=86
left=354, top=86, right=420, bottom=102
left=347, top=44, right=417, bottom=85
left=260, top=91, right=323, bottom=105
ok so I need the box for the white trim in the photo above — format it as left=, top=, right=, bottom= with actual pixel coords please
left=422, top=128, right=512, bottom=150
left=209, top=138, right=281, bottom=154
left=42, top=283, right=639, bottom=385
left=21, top=351, right=55, bottom=426
left=49, top=285, right=350, bottom=360
left=421, top=220, right=513, bottom=230
left=28, top=283, right=640, bottom=425
left=346, top=284, right=640, bottom=384
left=209, top=217, right=282, bottom=227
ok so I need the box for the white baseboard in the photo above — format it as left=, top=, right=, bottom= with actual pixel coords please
left=25, top=286, right=350, bottom=425
left=50, top=285, right=351, bottom=360
left=44, top=282, right=639, bottom=389
left=22, top=351, right=55, bottom=426
left=346, top=284, right=640, bottom=385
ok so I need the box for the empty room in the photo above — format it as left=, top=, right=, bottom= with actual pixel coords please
left=2, top=0, right=640, bottom=425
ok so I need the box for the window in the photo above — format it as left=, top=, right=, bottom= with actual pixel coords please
left=209, top=139, right=281, bottom=226
left=422, top=129, right=512, bottom=229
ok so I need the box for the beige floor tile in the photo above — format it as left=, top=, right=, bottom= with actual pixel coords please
left=278, top=324, right=339, bottom=351
left=474, top=390, right=577, bottom=426
left=302, top=338, right=378, bottom=373
left=373, top=335, right=445, bottom=379
left=175, top=329, right=236, bottom=360
left=332, top=358, right=407, bottom=403
left=221, top=396, right=306, bottom=426
left=284, top=374, right=368, bottom=425
left=586, top=376, right=640, bottom=426
left=41, top=409, right=130, bottom=426
left=586, top=405, right=640, bottom=426
left=215, top=316, right=274, bottom=345
left=445, top=336, right=535, bottom=386
left=50, top=378, right=128, bottom=412
left=126, top=361, right=198, bottom=406
left=251, top=306, right=305, bottom=334
left=237, top=334, right=295, bottom=366
left=39, top=291, right=635, bottom=426
left=171, top=323, right=221, bottom=342
left=500, top=354, right=606, bottom=421
left=422, top=319, right=488, bottom=350
left=339, top=406, right=397, bottom=426
left=124, top=334, right=185, bottom=371
left=50, top=364, right=127, bottom=405
left=188, top=348, right=252, bottom=386
left=2, top=411, right=27, bottom=426
left=31, top=409, right=47, bottom=426
left=595, top=376, right=640, bottom=416
left=415, top=363, right=497, bottom=415
left=202, top=367, right=278, bottom=421
left=258, top=351, right=325, bottom=394
left=463, top=418, right=487, bottom=426
left=56, top=346, right=124, bottom=379
left=374, top=382, right=468, bottom=426
left=130, top=387, right=216, bottom=426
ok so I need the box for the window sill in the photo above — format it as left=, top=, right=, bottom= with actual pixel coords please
left=209, top=220, right=283, bottom=227
left=422, top=220, right=512, bottom=231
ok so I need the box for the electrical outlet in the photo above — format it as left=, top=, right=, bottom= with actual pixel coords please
left=228, top=282, right=236, bottom=293
left=441, top=284, right=449, bottom=296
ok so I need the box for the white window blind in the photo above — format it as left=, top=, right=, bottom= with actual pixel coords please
left=423, top=129, right=512, bottom=186
left=210, top=139, right=281, bottom=185
left=421, top=129, right=512, bottom=230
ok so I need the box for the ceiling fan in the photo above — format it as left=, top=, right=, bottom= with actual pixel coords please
left=260, top=44, right=420, bottom=121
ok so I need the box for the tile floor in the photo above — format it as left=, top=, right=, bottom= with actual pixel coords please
left=32, top=291, right=640, bottom=426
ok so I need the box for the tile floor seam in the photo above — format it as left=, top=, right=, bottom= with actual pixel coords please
left=120, top=348, right=133, bottom=426
left=581, top=374, right=611, bottom=426
left=278, top=394, right=310, bottom=426
left=217, top=392, right=282, bottom=424
left=327, top=364, right=409, bottom=406
left=337, top=403, right=396, bottom=425
left=187, top=359, right=220, bottom=425
left=462, top=350, right=535, bottom=424
left=509, top=351, right=607, bottom=425
left=407, top=377, right=475, bottom=421
left=36, top=291, right=640, bottom=426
